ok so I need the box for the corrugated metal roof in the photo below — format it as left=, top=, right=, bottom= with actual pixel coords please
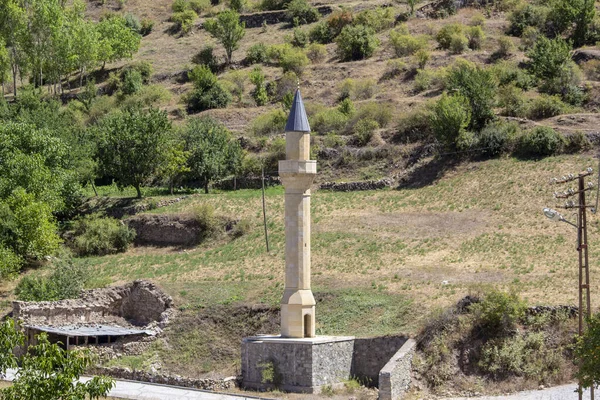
left=285, top=89, right=311, bottom=132
left=26, top=325, right=153, bottom=337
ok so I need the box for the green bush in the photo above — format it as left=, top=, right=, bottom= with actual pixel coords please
left=383, top=59, right=408, bottom=80
left=516, top=126, right=566, bottom=158
left=446, top=60, right=497, bottom=130
left=231, top=218, right=251, bottom=238
left=354, top=7, right=395, bottom=33
left=337, top=98, right=355, bottom=116
left=336, top=25, right=379, bottom=61
left=119, top=85, right=173, bottom=109
left=414, top=49, right=430, bottom=69
left=495, top=36, right=515, bottom=58
left=290, top=28, right=309, bottom=48
left=252, top=109, right=287, bottom=135
left=508, top=3, right=549, bottom=36
left=246, top=43, right=268, bottom=65
left=229, top=0, right=246, bottom=12
left=414, top=68, right=446, bottom=92
left=285, top=0, right=319, bottom=25
left=72, top=214, right=135, bottom=256
left=311, top=109, right=349, bottom=135
left=575, top=312, right=600, bottom=389
left=498, top=85, right=527, bottom=118
left=189, top=0, right=211, bottom=13
left=15, top=259, right=89, bottom=302
left=121, top=69, right=143, bottom=95
left=354, top=102, right=392, bottom=128
left=527, top=36, right=573, bottom=86
left=192, top=204, right=219, bottom=238
left=526, top=94, right=568, bottom=120
left=306, top=43, right=327, bottom=63
left=430, top=93, right=471, bottom=150
left=449, top=33, right=469, bottom=54
left=0, top=246, right=22, bottom=280
left=520, top=26, right=539, bottom=49
left=472, top=290, right=527, bottom=336
left=491, top=61, right=533, bottom=90
left=466, top=26, right=485, bottom=50
left=436, top=24, right=464, bottom=50
left=395, top=107, right=434, bottom=143
left=389, top=30, right=428, bottom=57
left=125, top=13, right=142, bottom=33
left=478, top=120, right=520, bottom=157
left=171, top=9, right=198, bottom=33
left=280, top=47, right=309, bottom=75
left=172, top=0, right=189, bottom=12
left=186, top=65, right=232, bottom=112
left=140, top=18, right=155, bottom=36
left=192, top=45, right=220, bottom=72
left=121, top=61, right=153, bottom=84
left=565, top=131, right=592, bottom=153
left=250, top=66, right=269, bottom=106
left=353, top=118, right=379, bottom=146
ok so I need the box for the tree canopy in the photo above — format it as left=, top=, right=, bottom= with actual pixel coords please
left=204, top=10, right=245, bottom=65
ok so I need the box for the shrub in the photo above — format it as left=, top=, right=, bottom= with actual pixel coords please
left=252, top=109, right=287, bottom=135
left=354, top=102, right=393, bottom=128
left=338, top=78, right=354, bottom=101
left=186, top=65, right=232, bottom=112
left=498, top=85, right=527, bottom=117
left=431, top=93, right=471, bottom=149
left=192, top=45, right=220, bottom=72
left=290, top=28, right=309, bottom=48
left=583, top=60, right=600, bottom=81
left=223, top=70, right=247, bottom=101
left=491, top=61, right=533, bottom=90
left=285, top=0, right=319, bottom=25
left=446, top=60, right=497, bottom=130
left=250, top=66, right=269, bottom=106
left=449, top=33, right=469, bottom=54
left=189, top=0, right=211, bottom=13
left=395, top=107, right=434, bottom=142
left=121, top=69, right=143, bottom=95
left=306, top=43, right=327, bottom=63
left=516, top=126, right=566, bottom=158
left=121, top=61, right=153, bottom=83
left=311, top=108, right=349, bottom=135
left=471, top=290, right=527, bottom=336
left=192, top=204, right=219, bottom=238
left=259, top=0, right=290, bottom=10
left=575, top=312, right=600, bottom=389
left=477, top=120, right=520, bottom=156
left=414, top=49, right=431, bottom=69
left=140, top=18, right=154, bottom=36
left=354, top=7, right=395, bottom=33
left=246, top=43, right=268, bottom=65
left=508, top=3, right=549, bottom=36
left=436, top=23, right=464, bottom=50
left=526, top=94, right=568, bottom=120
left=520, top=26, right=539, bottom=49
left=527, top=36, right=572, bottom=83
left=171, top=9, right=198, bottom=33
left=389, top=30, right=428, bottom=57
left=383, top=59, right=408, bottom=79
left=353, top=118, right=379, bottom=146
left=495, top=36, right=515, bottom=58
left=414, top=68, right=446, bottom=92
left=229, top=0, right=246, bottom=12
left=231, top=218, right=251, bottom=238
left=566, top=131, right=592, bottom=153
left=119, top=85, right=173, bottom=109
left=15, top=259, right=89, bottom=302
left=72, top=214, right=136, bottom=256
left=353, top=79, right=377, bottom=100
left=125, top=13, right=142, bottom=33
left=336, top=25, right=379, bottom=61
left=172, top=0, right=189, bottom=12
left=0, top=246, right=22, bottom=280
left=309, top=21, right=333, bottom=44
left=280, top=47, right=309, bottom=75
left=470, top=12, right=486, bottom=27
left=337, top=98, right=355, bottom=116
left=309, top=10, right=353, bottom=44
left=466, top=26, right=485, bottom=50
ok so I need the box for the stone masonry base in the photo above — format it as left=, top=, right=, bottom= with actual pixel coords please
left=241, top=336, right=354, bottom=394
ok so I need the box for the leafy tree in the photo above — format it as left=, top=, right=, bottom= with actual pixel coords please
left=97, top=14, right=141, bottom=69
left=0, top=38, right=10, bottom=95
left=576, top=313, right=600, bottom=389
left=158, top=144, right=191, bottom=194
left=186, top=65, right=232, bottom=112
left=0, top=0, right=28, bottom=98
left=204, top=10, right=245, bottom=65
left=0, top=320, right=114, bottom=400
left=446, top=60, right=497, bottom=130
left=335, top=24, right=379, bottom=61
left=182, top=117, right=243, bottom=193
left=15, top=258, right=89, bottom=301
left=528, top=36, right=572, bottom=82
left=95, top=108, right=171, bottom=198
left=573, top=0, right=595, bottom=47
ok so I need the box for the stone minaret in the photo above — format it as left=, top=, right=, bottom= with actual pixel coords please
left=279, top=89, right=316, bottom=339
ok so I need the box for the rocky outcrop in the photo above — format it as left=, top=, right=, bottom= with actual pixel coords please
left=573, top=49, right=600, bottom=64
left=320, top=178, right=393, bottom=192
left=125, top=214, right=205, bottom=247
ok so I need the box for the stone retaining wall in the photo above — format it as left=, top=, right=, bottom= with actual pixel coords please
left=320, top=178, right=393, bottom=192
left=239, top=6, right=333, bottom=28
left=213, top=176, right=281, bottom=190
left=125, top=214, right=203, bottom=246
left=89, top=366, right=237, bottom=391
left=352, top=336, right=408, bottom=386
left=378, top=339, right=416, bottom=400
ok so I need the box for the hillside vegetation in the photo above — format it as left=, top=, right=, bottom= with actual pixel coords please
left=2, top=0, right=600, bottom=397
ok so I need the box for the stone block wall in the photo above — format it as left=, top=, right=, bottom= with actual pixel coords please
left=241, top=337, right=354, bottom=393
left=239, top=6, right=333, bottom=28
left=351, top=335, right=408, bottom=386
left=378, top=339, right=416, bottom=400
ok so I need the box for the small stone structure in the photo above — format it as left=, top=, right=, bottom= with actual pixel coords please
left=352, top=335, right=409, bottom=386
left=238, top=6, right=333, bottom=28
left=125, top=214, right=204, bottom=246
left=378, top=339, right=416, bottom=400
left=14, top=280, right=174, bottom=349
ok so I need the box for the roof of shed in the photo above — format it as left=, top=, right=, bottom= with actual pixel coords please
left=26, top=324, right=153, bottom=337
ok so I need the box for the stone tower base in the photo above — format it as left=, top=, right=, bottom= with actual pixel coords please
left=241, top=335, right=355, bottom=394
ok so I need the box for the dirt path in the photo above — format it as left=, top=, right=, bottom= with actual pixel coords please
left=445, top=383, right=591, bottom=400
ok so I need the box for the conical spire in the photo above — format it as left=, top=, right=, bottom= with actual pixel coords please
left=285, top=89, right=311, bottom=132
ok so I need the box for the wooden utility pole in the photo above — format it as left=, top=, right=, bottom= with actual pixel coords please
left=551, top=169, right=595, bottom=400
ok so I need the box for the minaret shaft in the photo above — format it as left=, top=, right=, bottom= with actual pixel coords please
left=279, top=89, right=316, bottom=339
